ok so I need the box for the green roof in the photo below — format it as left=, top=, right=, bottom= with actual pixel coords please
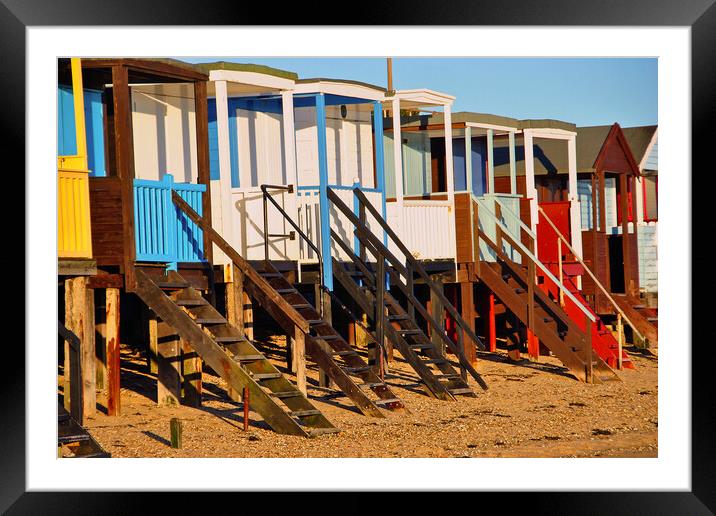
left=190, top=60, right=298, bottom=81
left=296, top=77, right=387, bottom=92
left=622, top=125, right=657, bottom=162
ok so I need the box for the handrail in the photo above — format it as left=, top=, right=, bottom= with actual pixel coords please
left=536, top=204, right=644, bottom=342
left=475, top=197, right=597, bottom=323
left=328, top=187, right=488, bottom=381
left=260, top=184, right=324, bottom=318
left=171, top=191, right=310, bottom=334
left=491, top=195, right=536, bottom=242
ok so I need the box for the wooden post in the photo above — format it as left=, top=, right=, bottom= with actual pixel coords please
left=194, top=80, right=213, bottom=264
left=94, top=290, right=106, bottom=392
left=372, top=258, right=386, bottom=379
left=617, top=313, right=624, bottom=371
left=156, top=320, right=181, bottom=406
left=558, top=239, right=565, bottom=307
left=318, top=288, right=333, bottom=388
left=106, top=288, right=121, bottom=416
left=620, top=173, right=631, bottom=294
left=429, top=276, right=446, bottom=356
left=487, top=292, right=497, bottom=353
left=147, top=309, right=158, bottom=374
left=225, top=264, right=244, bottom=331
left=585, top=316, right=594, bottom=383
left=170, top=418, right=182, bottom=449
left=629, top=174, right=640, bottom=297
left=182, top=338, right=202, bottom=407
left=64, top=277, right=96, bottom=418
left=526, top=261, right=537, bottom=361
left=294, top=326, right=306, bottom=395
left=460, top=280, right=477, bottom=366
left=243, top=290, right=254, bottom=342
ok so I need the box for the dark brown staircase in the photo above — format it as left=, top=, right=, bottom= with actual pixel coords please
left=172, top=191, right=404, bottom=418
left=474, top=227, right=619, bottom=383
left=332, top=259, right=477, bottom=400
left=58, top=403, right=110, bottom=458
left=612, top=294, right=658, bottom=348
left=255, top=261, right=406, bottom=415
left=135, top=268, right=339, bottom=437
left=326, top=188, right=488, bottom=398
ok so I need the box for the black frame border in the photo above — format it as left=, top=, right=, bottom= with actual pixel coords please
left=6, top=0, right=714, bottom=513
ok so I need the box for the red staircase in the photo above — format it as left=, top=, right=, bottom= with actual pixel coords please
left=538, top=260, right=633, bottom=370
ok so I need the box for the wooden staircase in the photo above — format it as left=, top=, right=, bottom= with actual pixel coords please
left=612, top=294, right=658, bottom=348
left=474, top=224, right=619, bottom=383
left=254, top=261, right=406, bottom=415
left=58, top=403, right=110, bottom=458
left=172, top=191, right=403, bottom=418
left=134, top=268, right=339, bottom=437
left=332, top=259, right=478, bottom=400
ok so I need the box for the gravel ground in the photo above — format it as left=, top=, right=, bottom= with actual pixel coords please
left=77, top=337, right=658, bottom=458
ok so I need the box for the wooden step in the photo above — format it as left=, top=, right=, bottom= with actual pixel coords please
left=271, top=391, right=303, bottom=399
left=409, top=343, right=434, bottom=350
left=307, top=319, right=326, bottom=326
left=314, top=334, right=339, bottom=341
left=374, top=398, right=402, bottom=406
left=396, top=329, right=422, bottom=336
left=214, top=336, right=243, bottom=343
left=277, top=288, right=298, bottom=294
left=260, top=272, right=284, bottom=278
left=291, top=303, right=314, bottom=310
left=420, top=358, right=448, bottom=365
left=343, top=366, right=371, bottom=374
left=388, top=314, right=410, bottom=321
left=194, top=317, right=227, bottom=325
left=232, top=354, right=265, bottom=362
left=252, top=372, right=282, bottom=381
left=290, top=409, right=321, bottom=418
left=448, top=387, right=474, bottom=395
left=58, top=428, right=90, bottom=445
left=330, top=350, right=357, bottom=356
left=176, top=298, right=207, bottom=307
left=359, top=382, right=386, bottom=389
left=434, top=373, right=461, bottom=380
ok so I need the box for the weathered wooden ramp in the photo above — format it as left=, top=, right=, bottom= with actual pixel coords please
left=333, top=259, right=477, bottom=401
left=171, top=192, right=404, bottom=418
left=612, top=294, right=658, bottom=348
left=135, top=269, right=339, bottom=438
left=58, top=403, right=110, bottom=458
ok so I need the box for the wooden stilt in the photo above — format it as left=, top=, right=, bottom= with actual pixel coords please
left=156, top=320, right=181, bottom=406
left=287, top=331, right=295, bottom=372
left=65, top=277, right=96, bottom=418
left=429, top=276, right=446, bottom=356
left=106, top=287, right=121, bottom=416
left=242, top=290, right=254, bottom=342
left=147, top=309, right=158, bottom=375
left=294, top=326, right=306, bottom=395
left=94, top=289, right=107, bottom=392
left=226, top=264, right=244, bottom=333
left=488, top=292, right=497, bottom=353
left=460, top=280, right=477, bottom=366
left=318, top=289, right=333, bottom=388
left=181, top=338, right=202, bottom=407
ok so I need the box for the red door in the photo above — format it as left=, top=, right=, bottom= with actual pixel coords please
left=537, top=201, right=571, bottom=264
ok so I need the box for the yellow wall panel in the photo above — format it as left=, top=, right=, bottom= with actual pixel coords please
left=58, top=170, right=92, bottom=258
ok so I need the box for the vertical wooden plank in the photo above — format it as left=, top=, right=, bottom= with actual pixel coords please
left=620, top=173, right=631, bottom=294
left=460, top=280, right=477, bottom=366
left=242, top=272, right=254, bottom=341
left=585, top=317, right=594, bottom=383
left=157, top=320, right=181, bottom=406
left=181, top=338, right=202, bottom=407
left=106, top=287, right=121, bottom=416
left=194, top=80, right=213, bottom=263
left=371, top=258, right=386, bottom=379
left=294, top=326, right=306, bottom=395
left=318, top=289, right=333, bottom=388
left=94, top=289, right=107, bottom=392
left=629, top=174, right=640, bottom=297
left=147, top=309, right=158, bottom=374
left=65, top=278, right=97, bottom=417
left=111, top=65, right=137, bottom=291
left=429, top=276, right=446, bottom=356
left=488, top=292, right=497, bottom=353
left=527, top=260, right=537, bottom=361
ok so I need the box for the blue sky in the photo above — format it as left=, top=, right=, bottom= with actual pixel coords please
left=185, top=57, right=657, bottom=128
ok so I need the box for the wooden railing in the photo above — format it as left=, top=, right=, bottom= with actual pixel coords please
left=172, top=191, right=309, bottom=335
left=133, top=174, right=206, bottom=267
left=536, top=204, right=645, bottom=342
left=328, top=187, right=488, bottom=388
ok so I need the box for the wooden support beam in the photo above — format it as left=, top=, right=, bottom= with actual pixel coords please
left=294, top=326, right=306, bottom=395
left=111, top=65, right=137, bottom=292
left=488, top=292, right=497, bottom=353
left=318, top=289, right=333, bottom=388
left=94, top=290, right=107, bottom=392
left=64, top=277, right=96, bottom=418
left=460, top=280, right=477, bottom=366
left=620, top=174, right=631, bottom=294
left=147, top=309, right=158, bottom=374
left=182, top=338, right=202, bottom=407
left=59, top=322, right=83, bottom=424
left=194, top=80, right=213, bottom=264
left=429, top=276, right=446, bottom=356
left=629, top=174, right=640, bottom=297
left=156, top=320, right=181, bottom=406
left=106, top=287, right=121, bottom=416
